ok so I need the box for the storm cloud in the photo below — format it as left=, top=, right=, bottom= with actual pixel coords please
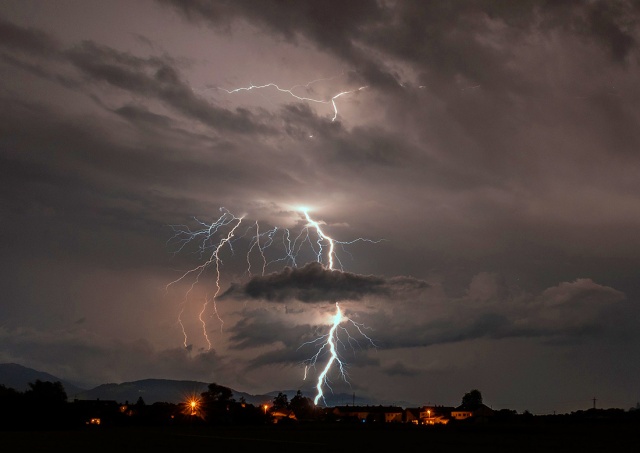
left=2, top=1, right=640, bottom=414
left=222, top=261, right=429, bottom=302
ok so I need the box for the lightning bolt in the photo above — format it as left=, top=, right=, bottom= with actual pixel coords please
left=298, top=301, right=378, bottom=406
left=301, top=208, right=336, bottom=269
left=297, top=210, right=378, bottom=406
left=166, top=206, right=380, bottom=403
left=165, top=208, right=245, bottom=350
left=217, top=78, right=367, bottom=122
left=310, top=302, right=344, bottom=405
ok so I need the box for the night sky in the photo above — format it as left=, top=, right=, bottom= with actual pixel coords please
left=1, top=0, right=640, bottom=414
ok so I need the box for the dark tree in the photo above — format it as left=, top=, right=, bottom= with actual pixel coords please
left=201, top=383, right=235, bottom=424
left=272, top=392, right=289, bottom=410
left=461, top=389, right=483, bottom=408
left=201, top=382, right=234, bottom=403
left=24, top=379, right=68, bottom=404
left=0, top=383, right=22, bottom=403
left=0, top=384, right=24, bottom=428
left=290, top=390, right=315, bottom=420
left=22, top=380, right=70, bottom=428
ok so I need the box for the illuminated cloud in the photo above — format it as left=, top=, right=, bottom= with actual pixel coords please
left=2, top=1, right=640, bottom=413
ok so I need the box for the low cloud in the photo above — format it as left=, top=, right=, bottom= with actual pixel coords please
left=221, top=261, right=429, bottom=303
left=369, top=276, right=628, bottom=350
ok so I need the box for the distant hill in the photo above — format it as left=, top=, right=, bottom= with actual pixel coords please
left=0, top=363, right=275, bottom=405
left=74, top=382, right=403, bottom=407
left=75, top=379, right=275, bottom=406
left=0, top=363, right=415, bottom=407
left=0, top=363, right=87, bottom=397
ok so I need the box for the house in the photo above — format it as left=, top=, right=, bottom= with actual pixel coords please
left=332, top=405, right=404, bottom=423
left=451, top=403, right=495, bottom=421
left=71, top=399, right=120, bottom=425
left=404, top=407, right=421, bottom=424
left=270, top=408, right=297, bottom=423
left=419, top=405, right=454, bottom=425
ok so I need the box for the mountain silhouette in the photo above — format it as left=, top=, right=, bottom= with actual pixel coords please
left=0, top=362, right=86, bottom=397
left=0, top=362, right=414, bottom=407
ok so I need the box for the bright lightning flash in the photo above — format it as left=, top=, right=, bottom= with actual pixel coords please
left=301, top=302, right=377, bottom=406
left=298, top=209, right=377, bottom=405
left=166, top=207, right=380, bottom=404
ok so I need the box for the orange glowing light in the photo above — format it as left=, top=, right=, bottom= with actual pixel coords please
left=183, top=395, right=203, bottom=417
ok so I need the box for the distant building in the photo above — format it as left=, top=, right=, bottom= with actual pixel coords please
left=71, top=398, right=120, bottom=425
left=420, top=405, right=455, bottom=424
left=404, top=407, right=421, bottom=424
left=270, top=408, right=297, bottom=423
left=451, top=403, right=494, bottom=421
left=332, top=405, right=404, bottom=423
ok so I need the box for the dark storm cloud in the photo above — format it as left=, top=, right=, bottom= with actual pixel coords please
left=157, top=0, right=399, bottom=88
left=113, top=103, right=175, bottom=129
left=581, top=0, right=639, bottom=63
left=0, top=15, right=78, bottom=88
left=223, top=274, right=629, bottom=371
left=0, top=17, right=338, bottom=251
left=158, top=0, right=640, bottom=91
left=0, top=14, right=59, bottom=55
left=0, top=17, right=306, bottom=270
left=0, top=16, right=272, bottom=135
left=64, top=40, right=272, bottom=134
left=192, top=273, right=630, bottom=378
left=0, top=97, right=272, bottom=270
left=227, top=313, right=313, bottom=350
left=221, top=261, right=429, bottom=303
left=383, top=361, right=420, bottom=377
left=2, top=0, right=640, bottom=412
left=155, top=0, right=640, bottom=212
left=370, top=276, right=628, bottom=350
left=278, top=103, right=422, bottom=167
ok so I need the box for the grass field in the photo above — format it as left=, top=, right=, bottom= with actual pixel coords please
left=2, top=421, right=639, bottom=452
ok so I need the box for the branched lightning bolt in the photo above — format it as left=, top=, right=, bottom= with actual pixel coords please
left=298, top=301, right=378, bottom=406
left=166, top=207, right=380, bottom=402
left=301, top=208, right=336, bottom=269
left=297, top=210, right=378, bottom=406
left=165, top=208, right=244, bottom=350
left=219, top=81, right=367, bottom=122
left=313, top=303, right=343, bottom=405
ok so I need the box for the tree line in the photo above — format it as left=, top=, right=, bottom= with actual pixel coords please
left=0, top=380, right=325, bottom=430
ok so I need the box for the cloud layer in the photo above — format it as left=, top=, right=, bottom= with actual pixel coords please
left=222, top=261, right=429, bottom=302
left=1, top=0, right=639, bottom=413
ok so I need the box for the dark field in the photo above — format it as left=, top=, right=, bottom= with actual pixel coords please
left=2, top=422, right=639, bottom=453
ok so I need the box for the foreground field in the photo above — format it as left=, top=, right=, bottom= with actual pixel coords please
left=2, top=421, right=639, bottom=452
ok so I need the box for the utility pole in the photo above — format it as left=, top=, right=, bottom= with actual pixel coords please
left=592, top=397, right=597, bottom=409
